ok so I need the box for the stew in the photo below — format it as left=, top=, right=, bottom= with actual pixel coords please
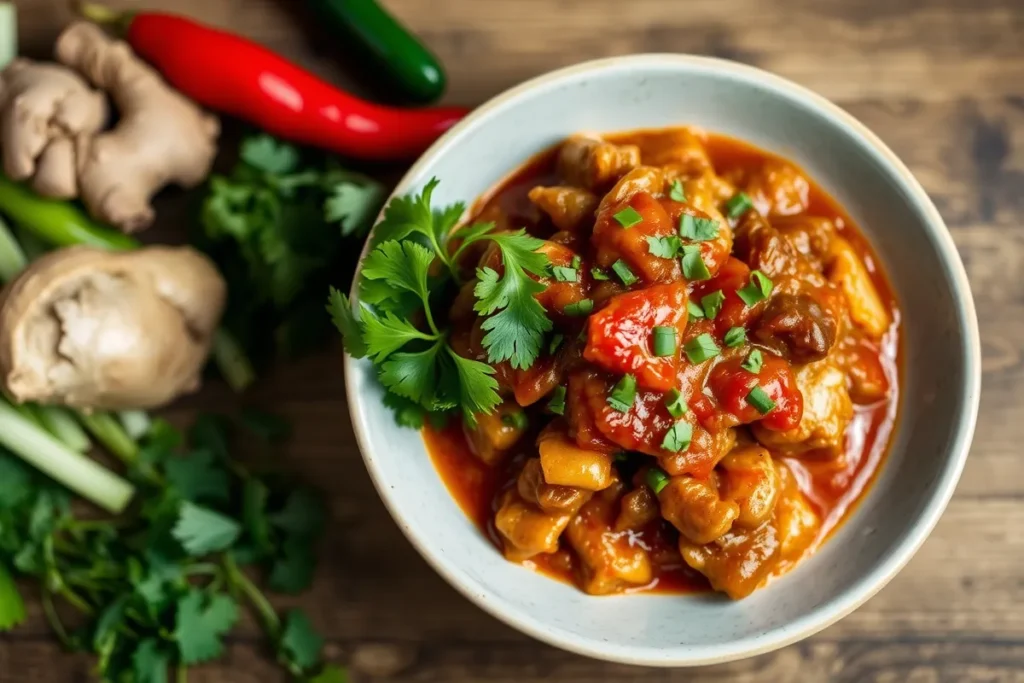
left=424, top=127, right=900, bottom=599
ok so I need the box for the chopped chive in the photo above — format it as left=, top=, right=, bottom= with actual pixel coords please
left=736, top=270, right=773, bottom=306
left=701, top=291, right=726, bottom=320
left=564, top=299, right=594, bottom=317
left=679, top=213, right=720, bottom=241
left=611, top=259, right=639, bottom=286
left=683, top=333, right=720, bottom=363
left=549, top=333, right=565, bottom=355
left=687, top=300, right=705, bottom=320
left=660, top=420, right=693, bottom=452
left=614, top=206, right=643, bottom=228
left=646, top=466, right=670, bottom=495
left=552, top=266, right=579, bottom=282
left=680, top=244, right=711, bottom=281
left=590, top=267, right=610, bottom=281
left=725, top=192, right=754, bottom=219
left=502, top=411, right=529, bottom=430
left=646, top=235, right=681, bottom=258
left=546, top=386, right=567, bottom=415
left=607, top=374, right=637, bottom=412
left=652, top=326, right=677, bottom=357
left=746, top=385, right=776, bottom=414
left=664, top=388, right=688, bottom=418
left=669, top=179, right=686, bottom=202
left=723, top=326, right=747, bottom=347
left=571, top=255, right=582, bottom=270
left=741, top=348, right=763, bottom=374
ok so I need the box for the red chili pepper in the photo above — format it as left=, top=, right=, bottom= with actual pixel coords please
left=77, top=3, right=469, bottom=161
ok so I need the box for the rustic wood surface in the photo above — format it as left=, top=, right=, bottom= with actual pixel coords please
left=6, top=0, right=1024, bottom=680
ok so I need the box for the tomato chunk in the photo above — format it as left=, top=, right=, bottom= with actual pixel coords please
left=706, top=352, right=802, bottom=431
left=690, top=256, right=766, bottom=335
left=584, top=282, right=688, bottom=392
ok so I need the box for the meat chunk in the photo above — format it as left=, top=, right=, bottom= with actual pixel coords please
left=462, top=399, right=527, bottom=466
left=742, top=160, right=810, bottom=217
left=517, top=458, right=592, bottom=514
left=773, top=215, right=837, bottom=271
left=828, top=237, right=891, bottom=338
left=679, top=513, right=781, bottom=599
left=566, top=485, right=653, bottom=594
left=614, top=486, right=660, bottom=532
left=753, top=357, right=853, bottom=458
left=754, top=292, right=840, bottom=363
left=558, top=135, right=640, bottom=190
left=494, top=489, right=573, bottom=562
left=537, top=423, right=614, bottom=491
left=657, top=474, right=739, bottom=544
left=774, top=461, right=821, bottom=561
left=626, top=127, right=712, bottom=175
left=717, top=446, right=780, bottom=529
left=527, top=186, right=599, bottom=232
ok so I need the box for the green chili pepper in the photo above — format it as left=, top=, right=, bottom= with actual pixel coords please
left=310, top=0, right=448, bottom=103
left=0, top=175, right=137, bottom=251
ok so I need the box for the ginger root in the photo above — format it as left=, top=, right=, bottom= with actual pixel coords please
left=0, top=245, right=226, bottom=410
left=0, top=58, right=108, bottom=198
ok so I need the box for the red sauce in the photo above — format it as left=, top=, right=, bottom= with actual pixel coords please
left=424, top=129, right=901, bottom=595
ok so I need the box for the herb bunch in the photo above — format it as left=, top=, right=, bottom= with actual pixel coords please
left=329, top=179, right=552, bottom=426
left=0, top=412, right=343, bottom=683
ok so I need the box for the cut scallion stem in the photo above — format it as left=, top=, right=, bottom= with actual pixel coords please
left=646, top=466, right=670, bottom=495
left=652, top=326, right=676, bottom=357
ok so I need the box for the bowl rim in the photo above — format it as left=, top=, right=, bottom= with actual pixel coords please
left=344, top=53, right=982, bottom=667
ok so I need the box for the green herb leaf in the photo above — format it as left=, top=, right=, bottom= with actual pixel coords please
left=646, top=467, right=670, bottom=495
left=747, top=385, right=777, bottom=414
left=552, top=266, right=579, bottom=282
left=269, top=538, right=315, bottom=593
left=646, top=235, right=681, bottom=258
left=741, top=348, right=764, bottom=374
left=564, top=299, right=594, bottom=317
left=614, top=206, right=643, bottom=228
left=736, top=270, right=774, bottom=306
left=165, top=451, right=229, bottom=504
left=611, top=259, right=639, bottom=286
left=132, top=639, right=170, bottom=683
left=660, top=421, right=693, bottom=452
left=444, top=348, right=503, bottom=420
left=549, top=333, right=565, bottom=355
left=607, top=374, right=637, bottom=412
left=590, top=267, right=610, bottom=281
left=310, top=665, right=350, bottom=683
left=280, top=610, right=324, bottom=672
left=371, top=177, right=464, bottom=251
left=172, top=503, right=242, bottom=556
left=725, top=192, right=754, bottom=219
left=270, top=489, right=326, bottom=539
left=669, top=180, right=686, bottom=202
left=324, top=181, right=385, bottom=237
left=240, top=134, right=300, bottom=175
left=360, top=307, right=436, bottom=362
left=664, top=389, right=688, bottom=419
left=701, top=291, right=726, bottom=320
left=724, top=327, right=747, bottom=347
left=362, top=240, right=436, bottom=311
left=546, top=386, right=567, bottom=415
left=683, top=333, right=721, bottom=363
left=679, top=214, right=720, bottom=241
left=680, top=244, right=711, bottom=281
left=175, top=590, right=239, bottom=665
left=382, top=392, right=428, bottom=428
left=0, top=563, right=25, bottom=631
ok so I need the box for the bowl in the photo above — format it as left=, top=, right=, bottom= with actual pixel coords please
left=344, top=54, right=981, bottom=666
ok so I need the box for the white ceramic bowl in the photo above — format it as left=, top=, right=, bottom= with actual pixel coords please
left=345, top=55, right=981, bottom=666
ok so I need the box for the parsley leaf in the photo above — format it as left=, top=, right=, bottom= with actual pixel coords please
left=172, top=503, right=242, bottom=556
left=165, top=451, right=229, bottom=504
left=473, top=231, right=553, bottom=369
left=269, top=538, right=316, bottom=593
left=371, top=178, right=464, bottom=259
left=0, top=563, right=25, bottom=631
left=326, top=289, right=367, bottom=359
left=240, top=134, right=300, bottom=175
left=132, top=638, right=170, bottom=683
left=174, top=590, right=239, bottom=665
left=646, top=235, right=681, bottom=258
left=324, top=181, right=386, bottom=237
left=270, top=489, right=326, bottom=539
left=280, top=610, right=324, bottom=672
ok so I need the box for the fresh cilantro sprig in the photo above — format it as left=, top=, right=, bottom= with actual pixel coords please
left=330, top=178, right=554, bottom=425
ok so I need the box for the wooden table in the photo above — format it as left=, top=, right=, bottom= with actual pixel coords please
left=7, top=0, right=1024, bottom=680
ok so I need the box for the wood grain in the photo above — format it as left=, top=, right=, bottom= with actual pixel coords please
left=5, top=0, right=1024, bottom=681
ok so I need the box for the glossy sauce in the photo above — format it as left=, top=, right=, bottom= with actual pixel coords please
left=424, top=129, right=901, bottom=594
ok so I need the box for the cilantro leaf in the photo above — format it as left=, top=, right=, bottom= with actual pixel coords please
left=443, top=348, right=502, bottom=420
left=172, top=503, right=242, bottom=556
left=360, top=307, right=436, bottom=362
left=0, top=563, right=25, bottom=631
left=240, top=134, right=300, bottom=175
left=174, top=590, right=239, bottom=665
left=472, top=231, right=552, bottom=369
left=279, top=610, right=324, bottom=672
left=371, top=178, right=464, bottom=256
left=324, top=182, right=385, bottom=237
left=240, top=408, right=292, bottom=443
left=132, top=639, right=170, bottom=683
left=93, top=594, right=130, bottom=650
left=378, top=338, right=447, bottom=406
left=382, top=392, right=428, bottom=428
left=270, top=489, right=326, bottom=539
left=326, top=289, right=367, bottom=358
left=646, top=235, right=681, bottom=258
left=242, top=479, right=273, bottom=557
left=361, top=240, right=436, bottom=314
left=0, top=451, right=33, bottom=509
left=269, top=538, right=315, bottom=593
left=165, top=451, right=229, bottom=503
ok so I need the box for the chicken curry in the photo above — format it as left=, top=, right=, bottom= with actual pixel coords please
left=424, top=127, right=900, bottom=599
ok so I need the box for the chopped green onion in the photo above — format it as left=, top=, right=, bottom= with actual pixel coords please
left=725, top=192, right=754, bottom=219
left=660, top=420, right=693, bottom=452
left=669, top=180, right=686, bottom=202
left=684, top=333, right=720, bottom=363
left=552, top=266, right=579, bottom=282
left=741, top=348, right=763, bottom=374
left=614, top=206, right=643, bottom=228
left=611, top=259, right=639, bottom=286
left=607, top=374, right=637, bottom=412
left=747, top=385, right=776, bottom=414
left=571, top=255, right=582, bottom=270
left=687, top=300, right=705, bottom=320
left=646, top=466, right=670, bottom=495
left=547, top=386, right=567, bottom=415
left=646, top=235, right=681, bottom=258
left=590, top=267, right=610, bottom=281
left=664, top=389, right=688, bottom=418
left=723, top=327, right=747, bottom=347
left=652, top=326, right=677, bottom=357
left=564, top=299, right=594, bottom=317
left=680, top=244, right=711, bottom=281
left=549, top=333, right=565, bottom=355
left=679, top=214, right=720, bottom=241
left=736, top=270, right=773, bottom=306
left=502, top=411, right=529, bottom=430
left=701, top=291, right=726, bottom=320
